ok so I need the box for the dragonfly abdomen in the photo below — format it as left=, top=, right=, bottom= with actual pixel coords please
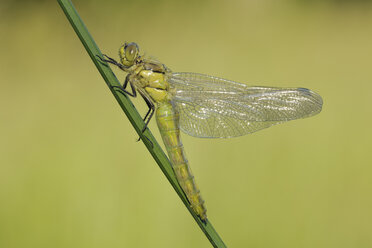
left=156, top=102, right=207, bottom=221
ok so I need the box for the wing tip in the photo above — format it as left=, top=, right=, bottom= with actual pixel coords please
left=297, top=87, right=323, bottom=115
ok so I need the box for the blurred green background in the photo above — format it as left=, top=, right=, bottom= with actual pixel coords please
left=1, top=0, right=372, bottom=247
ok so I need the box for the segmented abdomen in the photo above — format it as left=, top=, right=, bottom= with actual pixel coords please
left=155, top=101, right=207, bottom=221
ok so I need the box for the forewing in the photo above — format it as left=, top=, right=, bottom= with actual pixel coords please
left=168, top=72, right=323, bottom=138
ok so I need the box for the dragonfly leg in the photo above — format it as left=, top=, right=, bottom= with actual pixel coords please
left=143, top=103, right=155, bottom=133
left=135, top=91, right=155, bottom=147
left=141, top=135, right=154, bottom=149
left=139, top=91, right=155, bottom=127
left=96, top=54, right=127, bottom=71
left=140, top=92, right=155, bottom=133
left=109, top=76, right=153, bottom=147
left=112, top=75, right=137, bottom=97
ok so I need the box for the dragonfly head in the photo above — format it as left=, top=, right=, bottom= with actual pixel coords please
left=119, top=42, right=140, bottom=67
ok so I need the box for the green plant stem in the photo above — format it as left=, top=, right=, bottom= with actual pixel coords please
left=57, top=0, right=227, bottom=247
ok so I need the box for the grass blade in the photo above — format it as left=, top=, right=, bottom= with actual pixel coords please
left=57, top=0, right=227, bottom=247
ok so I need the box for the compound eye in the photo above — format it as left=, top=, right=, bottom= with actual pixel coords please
left=125, top=42, right=139, bottom=62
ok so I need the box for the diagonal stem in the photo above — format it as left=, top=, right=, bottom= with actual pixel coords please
left=57, top=0, right=227, bottom=247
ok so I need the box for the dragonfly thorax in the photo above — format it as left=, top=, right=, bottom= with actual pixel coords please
left=136, top=69, right=171, bottom=103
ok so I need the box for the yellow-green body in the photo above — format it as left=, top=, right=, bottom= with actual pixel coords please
left=104, top=42, right=322, bottom=222
left=156, top=102, right=207, bottom=221
left=117, top=45, right=207, bottom=221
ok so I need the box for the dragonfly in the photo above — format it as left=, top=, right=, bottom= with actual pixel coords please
left=100, top=42, right=323, bottom=222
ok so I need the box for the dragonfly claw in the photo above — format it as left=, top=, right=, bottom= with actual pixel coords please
left=136, top=127, right=154, bottom=148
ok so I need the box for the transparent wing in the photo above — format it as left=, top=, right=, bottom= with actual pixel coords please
left=168, top=72, right=323, bottom=138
